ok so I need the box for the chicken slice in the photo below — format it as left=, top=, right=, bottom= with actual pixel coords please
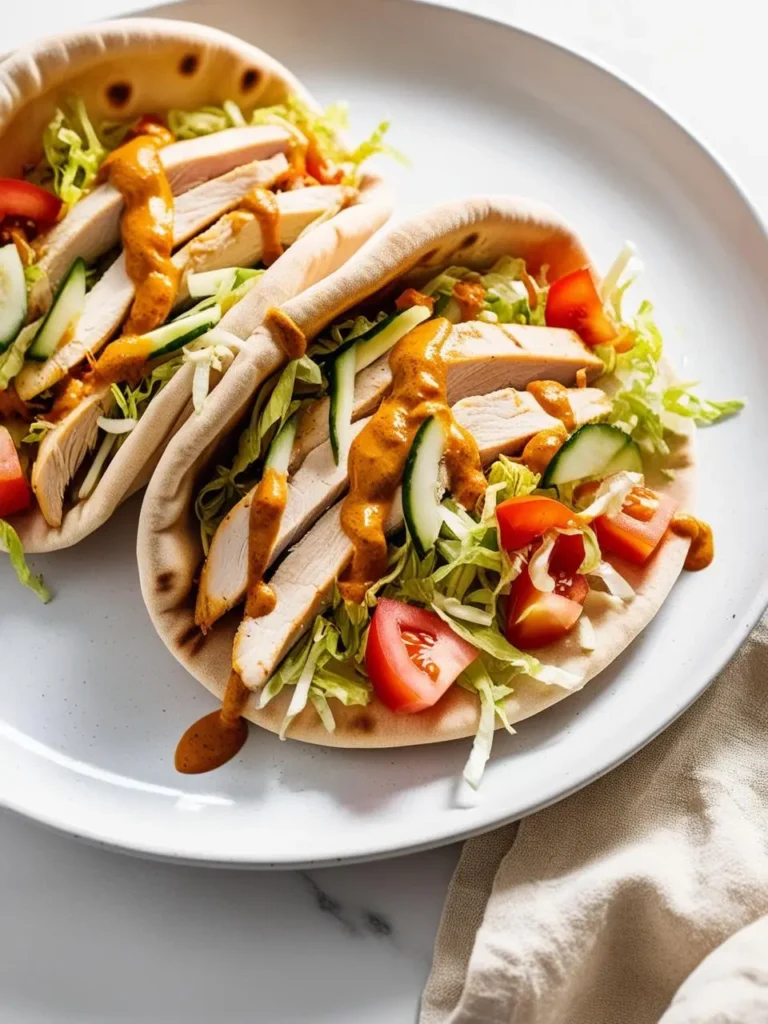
left=30, top=126, right=293, bottom=315
left=290, top=321, right=602, bottom=470
left=16, top=154, right=290, bottom=401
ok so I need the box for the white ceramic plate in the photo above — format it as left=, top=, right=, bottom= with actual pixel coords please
left=2, top=0, right=767, bottom=867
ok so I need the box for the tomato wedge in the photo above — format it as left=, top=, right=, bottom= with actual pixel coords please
left=496, top=495, right=576, bottom=553
left=365, top=598, right=478, bottom=713
left=506, top=557, right=588, bottom=651
left=545, top=268, right=617, bottom=347
left=395, top=288, right=435, bottom=313
left=0, top=426, right=31, bottom=517
left=0, top=179, right=62, bottom=226
left=594, top=487, right=677, bottom=565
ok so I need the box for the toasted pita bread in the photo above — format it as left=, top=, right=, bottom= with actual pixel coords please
left=137, top=195, right=696, bottom=747
left=0, top=19, right=391, bottom=552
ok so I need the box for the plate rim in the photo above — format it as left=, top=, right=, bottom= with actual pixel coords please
left=3, top=0, right=768, bottom=867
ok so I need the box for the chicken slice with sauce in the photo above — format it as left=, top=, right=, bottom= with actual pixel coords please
left=16, top=153, right=291, bottom=401
left=30, top=125, right=295, bottom=315
left=197, top=385, right=609, bottom=631
left=289, top=321, right=603, bottom=470
left=227, top=384, right=610, bottom=688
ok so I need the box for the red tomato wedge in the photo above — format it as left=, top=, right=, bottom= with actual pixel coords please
left=506, top=561, right=588, bottom=650
left=365, top=598, right=478, bottom=714
left=594, top=487, right=677, bottom=565
left=0, top=426, right=31, bottom=517
left=545, top=268, right=617, bottom=347
left=496, top=495, right=576, bottom=553
left=0, top=179, right=62, bottom=225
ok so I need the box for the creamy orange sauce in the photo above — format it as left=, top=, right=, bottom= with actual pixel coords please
left=339, top=317, right=486, bottom=602
left=238, top=188, right=283, bottom=267
left=266, top=307, right=307, bottom=360
left=245, top=465, right=287, bottom=619
left=453, top=280, right=486, bottom=322
left=520, top=425, right=567, bottom=476
left=395, top=288, right=435, bottom=313
left=99, top=127, right=178, bottom=336
left=575, top=368, right=587, bottom=389
left=175, top=671, right=250, bottom=774
left=671, top=513, right=714, bottom=571
left=624, top=486, right=659, bottom=523
left=526, top=380, right=575, bottom=431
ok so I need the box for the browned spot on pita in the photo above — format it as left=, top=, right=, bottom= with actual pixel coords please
left=178, top=53, right=199, bottom=76
left=106, top=82, right=132, bottom=108
left=177, top=623, right=205, bottom=656
left=421, top=247, right=439, bottom=265
left=155, top=571, right=175, bottom=594
left=241, top=67, right=262, bottom=93
left=354, top=713, right=374, bottom=733
left=459, top=231, right=479, bottom=249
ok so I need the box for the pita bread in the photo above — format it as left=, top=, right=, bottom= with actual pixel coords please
left=0, top=19, right=392, bottom=552
left=137, top=195, right=696, bottom=748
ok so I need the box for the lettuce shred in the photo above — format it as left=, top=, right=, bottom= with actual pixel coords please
left=0, top=320, right=41, bottom=390
left=258, top=454, right=580, bottom=763
left=27, top=97, right=109, bottom=208
left=195, top=353, right=322, bottom=551
left=169, top=95, right=405, bottom=186
left=422, top=256, right=546, bottom=326
left=0, top=519, right=50, bottom=603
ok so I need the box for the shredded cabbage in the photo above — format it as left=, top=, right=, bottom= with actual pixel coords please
left=27, top=97, right=108, bottom=208
left=588, top=561, right=635, bottom=601
left=0, top=319, right=41, bottom=390
left=577, top=471, right=643, bottom=522
left=0, top=519, right=50, bottom=602
left=422, top=257, right=545, bottom=326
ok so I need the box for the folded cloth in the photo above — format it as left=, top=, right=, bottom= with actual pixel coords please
left=420, top=613, right=768, bottom=1024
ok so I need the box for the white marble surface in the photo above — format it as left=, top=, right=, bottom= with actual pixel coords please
left=2, top=1, right=767, bottom=1021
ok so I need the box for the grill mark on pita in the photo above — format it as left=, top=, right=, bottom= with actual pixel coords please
left=155, top=571, right=175, bottom=594
left=420, top=247, right=439, bottom=265
left=353, top=713, right=374, bottom=733
left=106, top=82, right=132, bottom=108
left=459, top=231, right=479, bottom=249
left=241, top=68, right=262, bottom=93
left=178, top=53, right=199, bottom=76
left=177, top=623, right=205, bottom=655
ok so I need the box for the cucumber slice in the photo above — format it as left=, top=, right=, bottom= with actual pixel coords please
left=0, top=244, right=27, bottom=354
left=143, top=305, right=222, bottom=360
left=353, top=305, right=431, bottom=371
left=603, top=437, right=643, bottom=475
left=433, top=293, right=462, bottom=323
left=329, top=343, right=356, bottom=466
left=265, top=412, right=298, bottom=475
left=187, top=268, right=238, bottom=298
left=27, top=257, right=86, bottom=361
left=403, top=415, right=446, bottom=558
left=542, top=424, right=638, bottom=487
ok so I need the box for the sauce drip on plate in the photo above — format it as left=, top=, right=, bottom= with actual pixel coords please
left=175, top=672, right=250, bottom=774
left=671, top=513, right=714, bottom=571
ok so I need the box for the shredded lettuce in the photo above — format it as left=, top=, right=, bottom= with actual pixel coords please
left=0, top=319, right=41, bottom=390
left=169, top=95, right=405, bottom=186
left=422, top=257, right=545, bottom=326
left=27, top=97, right=108, bottom=208
left=458, top=659, right=516, bottom=789
left=195, top=353, right=322, bottom=550
left=0, top=520, right=50, bottom=603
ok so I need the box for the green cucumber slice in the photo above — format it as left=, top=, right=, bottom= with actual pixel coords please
left=265, top=412, right=298, bottom=475
left=542, top=423, right=640, bottom=487
left=144, top=305, right=222, bottom=360
left=353, top=305, right=431, bottom=371
left=0, top=243, right=27, bottom=354
left=403, top=415, right=446, bottom=558
left=329, top=343, right=356, bottom=466
left=27, top=257, right=86, bottom=361
left=187, top=268, right=238, bottom=298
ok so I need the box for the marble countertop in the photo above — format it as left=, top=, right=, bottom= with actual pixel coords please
left=2, top=1, right=766, bottom=1021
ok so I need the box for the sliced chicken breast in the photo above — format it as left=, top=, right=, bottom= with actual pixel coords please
left=198, top=385, right=608, bottom=631
left=30, top=126, right=293, bottom=315
left=31, top=387, right=114, bottom=528
left=175, top=184, right=356, bottom=306
left=16, top=154, right=290, bottom=401
left=290, top=321, right=602, bottom=470
left=230, top=384, right=610, bottom=687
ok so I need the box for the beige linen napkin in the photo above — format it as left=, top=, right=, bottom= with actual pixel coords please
left=420, top=613, right=768, bottom=1024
